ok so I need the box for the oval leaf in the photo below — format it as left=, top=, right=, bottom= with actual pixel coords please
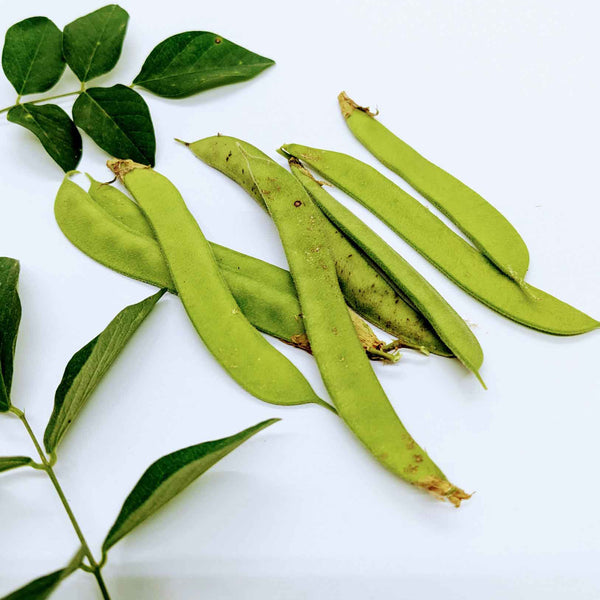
left=132, top=31, right=275, bottom=98
left=43, top=289, right=165, bottom=453
left=72, top=85, right=156, bottom=165
left=2, top=17, right=65, bottom=95
left=1, top=547, right=83, bottom=600
left=63, top=4, right=129, bottom=82
left=0, top=456, right=33, bottom=474
left=7, top=104, right=82, bottom=172
left=102, top=418, right=279, bottom=554
left=0, top=258, right=21, bottom=412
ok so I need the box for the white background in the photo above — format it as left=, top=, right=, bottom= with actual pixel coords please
left=1, top=0, right=599, bottom=598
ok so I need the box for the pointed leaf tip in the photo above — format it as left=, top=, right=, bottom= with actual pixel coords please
left=102, top=418, right=279, bottom=553
left=43, top=289, right=164, bottom=453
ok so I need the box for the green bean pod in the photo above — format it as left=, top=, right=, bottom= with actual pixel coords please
left=55, top=176, right=394, bottom=364
left=281, top=143, right=599, bottom=336
left=180, top=135, right=452, bottom=356
left=339, top=92, right=530, bottom=288
left=241, top=147, right=469, bottom=506
left=290, top=159, right=485, bottom=385
left=87, top=175, right=155, bottom=237
left=98, top=161, right=339, bottom=411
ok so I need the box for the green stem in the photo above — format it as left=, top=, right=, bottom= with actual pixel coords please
left=9, top=406, right=111, bottom=600
left=0, top=90, right=81, bottom=115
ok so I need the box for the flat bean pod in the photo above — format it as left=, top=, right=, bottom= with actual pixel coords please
left=100, top=161, right=335, bottom=411
left=241, top=147, right=469, bottom=505
left=290, top=159, right=485, bottom=385
left=339, top=92, right=530, bottom=288
left=281, top=144, right=599, bottom=336
left=63, top=176, right=393, bottom=361
left=55, top=176, right=393, bottom=363
left=181, top=135, right=452, bottom=356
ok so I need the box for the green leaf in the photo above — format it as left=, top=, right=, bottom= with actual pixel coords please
left=72, top=85, right=156, bottom=165
left=2, top=17, right=66, bottom=95
left=63, top=5, right=129, bottom=82
left=0, top=258, right=21, bottom=412
left=43, top=289, right=165, bottom=453
left=102, top=418, right=279, bottom=554
left=132, top=31, right=275, bottom=99
left=1, top=547, right=84, bottom=600
left=0, top=456, right=33, bottom=474
left=7, top=104, right=82, bottom=172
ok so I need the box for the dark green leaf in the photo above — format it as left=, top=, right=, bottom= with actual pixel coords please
left=0, top=456, right=33, bottom=473
left=44, top=289, right=165, bottom=453
left=132, top=31, right=275, bottom=99
left=102, top=418, right=279, bottom=554
left=2, top=17, right=65, bottom=95
left=0, top=258, right=21, bottom=412
left=72, top=85, right=156, bottom=165
left=1, top=547, right=84, bottom=600
left=7, top=104, right=82, bottom=172
left=63, top=5, right=129, bottom=82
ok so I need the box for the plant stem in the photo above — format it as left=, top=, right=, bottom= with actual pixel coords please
left=10, top=406, right=112, bottom=600
left=0, top=90, right=81, bottom=115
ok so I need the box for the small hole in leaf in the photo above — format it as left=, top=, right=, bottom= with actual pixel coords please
left=215, top=37, right=222, bottom=44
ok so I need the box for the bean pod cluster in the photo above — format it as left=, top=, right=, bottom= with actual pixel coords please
left=53, top=96, right=597, bottom=506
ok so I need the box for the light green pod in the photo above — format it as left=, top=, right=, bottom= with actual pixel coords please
left=87, top=174, right=155, bottom=237
left=103, top=160, right=333, bottom=412
left=241, top=147, right=469, bottom=506
left=180, top=135, right=452, bottom=356
left=339, top=92, right=530, bottom=289
left=290, top=159, right=485, bottom=385
left=64, top=176, right=394, bottom=361
left=281, top=144, right=599, bottom=336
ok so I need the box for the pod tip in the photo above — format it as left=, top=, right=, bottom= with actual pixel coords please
left=106, top=159, right=149, bottom=181
left=338, top=91, right=378, bottom=118
left=475, top=371, right=487, bottom=390
left=278, top=145, right=292, bottom=159
left=174, top=138, right=189, bottom=147
left=416, top=476, right=472, bottom=507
